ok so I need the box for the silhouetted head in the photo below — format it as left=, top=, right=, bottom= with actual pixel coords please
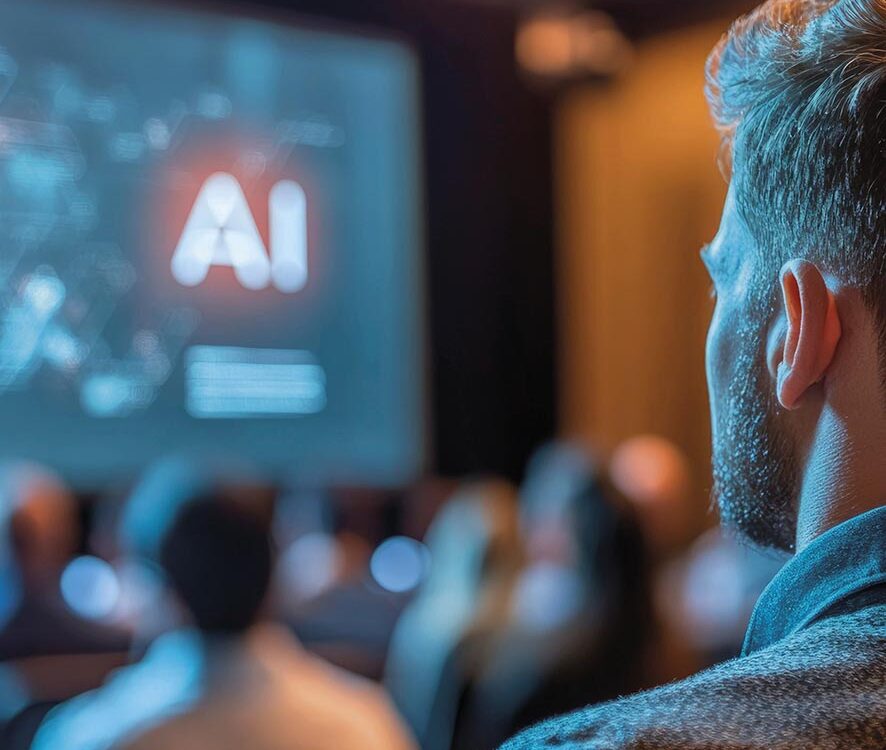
left=159, top=490, right=273, bottom=636
left=611, top=435, right=692, bottom=556
left=0, top=462, right=77, bottom=586
left=422, top=479, right=521, bottom=602
left=515, top=442, right=651, bottom=624
left=117, top=457, right=214, bottom=564
left=519, top=441, right=600, bottom=570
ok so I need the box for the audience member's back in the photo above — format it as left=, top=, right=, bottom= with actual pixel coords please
left=0, top=462, right=130, bottom=663
left=450, top=443, right=653, bottom=749
left=385, top=480, right=523, bottom=750
left=113, top=625, right=415, bottom=750
left=33, top=484, right=416, bottom=750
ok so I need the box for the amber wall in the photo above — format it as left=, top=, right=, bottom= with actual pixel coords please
left=556, top=21, right=731, bottom=527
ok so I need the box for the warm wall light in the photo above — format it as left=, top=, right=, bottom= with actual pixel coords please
left=516, top=9, right=631, bottom=80
left=516, top=14, right=574, bottom=75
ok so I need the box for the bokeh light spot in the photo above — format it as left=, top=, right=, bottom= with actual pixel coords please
left=370, top=536, right=429, bottom=594
left=61, top=555, right=121, bottom=621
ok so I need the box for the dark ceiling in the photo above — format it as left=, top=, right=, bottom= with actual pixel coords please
left=588, top=0, right=759, bottom=38
left=452, top=0, right=761, bottom=40
left=192, top=0, right=762, bottom=43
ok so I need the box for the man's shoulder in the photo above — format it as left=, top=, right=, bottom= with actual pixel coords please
left=31, top=631, right=202, bottom=750
left=502, top=606, right=886, bottom=749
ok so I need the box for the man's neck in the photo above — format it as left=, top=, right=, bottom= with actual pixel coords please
left=796, top=403, right=886, bottom=552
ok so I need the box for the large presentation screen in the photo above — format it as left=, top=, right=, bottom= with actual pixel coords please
left=0, top=0, right=426, bottom=484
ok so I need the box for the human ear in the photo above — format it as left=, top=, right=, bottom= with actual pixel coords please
left=775, top=260, right=842, bottom=411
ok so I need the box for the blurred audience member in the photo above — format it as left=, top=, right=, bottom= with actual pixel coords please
left=610, top=435, right=694, bottom=560
left=33, top=483, right=417, bottom=750
left=611, top=435, right=785, bottom=675
left=0, top=461, right=129, bottom=663
left=282, top=487, right=412, bottom=680
left=610, top=435, right=702, bottom=682
left=449, top=442, right=653, bottom=750
left=660, top=528, right=786, bottom=666
left=104, top=458, right=207, bottom=644
left=0, top=463, right=130, bottom=750
left=385, top=480, right=522, bottom=750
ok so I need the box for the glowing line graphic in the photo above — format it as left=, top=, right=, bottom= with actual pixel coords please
left=171, top=172, right=307, bottom=292
left=185, top=345, right=326, bottom=417
left=269, top=180, right=308, bottom=292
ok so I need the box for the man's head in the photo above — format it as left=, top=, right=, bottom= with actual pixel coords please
left=704, top=0, right=886, bottom=552
left=0, top=462, right=77, bottom=586
left=159, top=490, right=272, bottom=636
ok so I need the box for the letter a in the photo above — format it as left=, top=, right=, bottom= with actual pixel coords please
left=171, top=173, right=272, bottom=290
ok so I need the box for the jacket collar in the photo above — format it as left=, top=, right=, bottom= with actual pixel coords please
left=742, top=505, right=886, bottom=655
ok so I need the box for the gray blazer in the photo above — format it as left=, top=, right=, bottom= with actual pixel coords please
left=502, top=507, right=886, bottom=749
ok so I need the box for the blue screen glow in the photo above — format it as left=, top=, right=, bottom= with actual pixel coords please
left=0, top=0, right=425, bottom=485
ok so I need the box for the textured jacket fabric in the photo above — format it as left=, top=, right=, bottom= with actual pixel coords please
left=502, top=507, right=886, bottom=749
